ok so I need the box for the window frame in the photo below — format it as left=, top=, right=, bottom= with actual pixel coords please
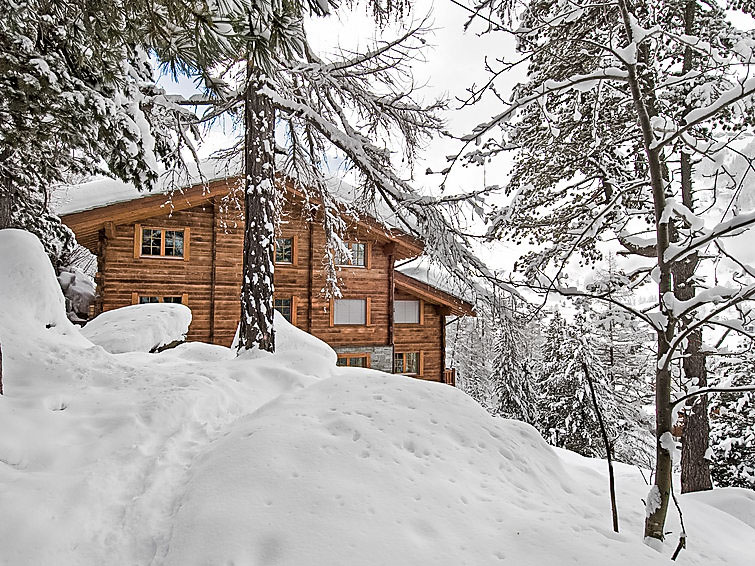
left=330, top=297, right=372, bottom=326
left=394, top=299, right=424, bottom=325
left=273, top=296, right=298, bottom=325
left=134, top=224, right=190, bottom=261
left=336, top=353, right=372, bottom=368
left=335, top=241, right=370, bottom=269
left=393, top=351, right=424, bottom=376
left=274, top=236, right=297, bottom=265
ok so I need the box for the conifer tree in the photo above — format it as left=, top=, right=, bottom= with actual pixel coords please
left=492, top=313, right=537, bottom=424
left=709, top=354, right=755, bottom=489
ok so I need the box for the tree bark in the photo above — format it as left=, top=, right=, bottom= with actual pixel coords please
left=618, top=0, right=674, bottom=542
left=677, top=0, right=713, bottom=494
left=238, top=66, right=276, bottom=353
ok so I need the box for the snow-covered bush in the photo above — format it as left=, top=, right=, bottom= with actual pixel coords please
left=57, top=267, right=95, bottom=322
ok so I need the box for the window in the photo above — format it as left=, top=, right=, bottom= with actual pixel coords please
left=394, top=351, right=421, bottom=375
left=274, top=298, right=292, bottom=322
left=337, top=354, right=370, bottom=368
left=133, top=293, right=187, bottom=306
left=135, top=225, right=189, bottom=260
left=141, top=229, right=162, bottom=256
left=275, top=237, right=294, bottom=264
left=337, top=242, right=367, bottom=267
left=333, top=298, right=367, bottom=325
left=394, top=300, right=421, bottom=324
left=164, top=230, right=184, bottom=257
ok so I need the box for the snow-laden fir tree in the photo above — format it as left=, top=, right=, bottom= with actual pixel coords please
left=0, top=0, right=211, bottom=266
left=492, top=312, right=537, bottom=424
left=537, top=311, right=619, bottom=458
left=448, top=316, right=497, bottom=412
left=709, top=353, right=755, bottom=490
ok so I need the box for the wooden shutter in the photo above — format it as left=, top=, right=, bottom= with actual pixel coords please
left=183, top=227, right=191, bottom=261
left=182, top=293, right=189, bottom=306
left=365, top=297, right=372, bottom=326
left=133, top=224, right=141, bottom=258
left=419, top=351, right=425, bottom=377
left=131, top=292, right=138, bottom=305
left=329, top=298, right=334, bottom=326
left=419, top=300, right=425, bottom=325
left=292, top=236, right=298, bottom=266
left=291, top=296, right=299, bottom=326
left=365, top=242, right=372, bottom=269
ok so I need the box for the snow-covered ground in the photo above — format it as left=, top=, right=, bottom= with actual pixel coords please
left=0, top=228, right=753, bottom=565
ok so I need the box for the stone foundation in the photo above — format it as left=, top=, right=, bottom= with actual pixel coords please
left=334, top=345, right=394, bottom=373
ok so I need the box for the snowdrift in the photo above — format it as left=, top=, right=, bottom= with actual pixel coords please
left=81, top=302, right=192, bottom=353
left=0, top=228, right=753, bottom=566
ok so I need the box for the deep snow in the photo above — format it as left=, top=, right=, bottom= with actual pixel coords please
left=0, top=228, right=753, bottom=565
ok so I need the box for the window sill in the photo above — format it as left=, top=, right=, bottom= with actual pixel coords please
left=139, top=255, right=185, bottom=260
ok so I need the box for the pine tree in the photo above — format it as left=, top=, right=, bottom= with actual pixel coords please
left=709, top=354, right=755, bottom=490
left=492, top=313, right=537, bottom=424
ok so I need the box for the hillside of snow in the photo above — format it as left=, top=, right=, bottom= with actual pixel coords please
left=0, top=228, right=753, bottom=565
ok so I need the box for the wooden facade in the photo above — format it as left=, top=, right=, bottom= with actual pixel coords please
left=61, top=177, right=474, bottom=383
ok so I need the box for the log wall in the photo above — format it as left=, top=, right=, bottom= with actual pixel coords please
left=96, top=195, right=448, bottom=381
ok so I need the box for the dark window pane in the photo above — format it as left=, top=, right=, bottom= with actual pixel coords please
left=139, top=296, right=159, bottom=304
left=336, top=357, right=348, bottom=367
left=349, top=356, right=367, bottom=368
left=141, top=228, right=162, bottom=256
left=275, top=237, right=293, bottom=263
left=274, top=298, right=292, bottom=322
left=393, top=353, right=404, bottom=373
left=164, top=230, right=184, bottom=257
left=163, top=296, right=183, bottom=304
left=351, top=243, right=366, bottom=267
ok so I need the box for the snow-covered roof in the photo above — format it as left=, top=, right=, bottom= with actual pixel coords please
left=397, top=256, right=476, bottom=310
left=52, top=159, right=241, bottom=217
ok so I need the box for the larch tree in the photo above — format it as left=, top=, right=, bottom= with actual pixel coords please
left=181, top=3, right=497, bottom=353
left=449, top=0, right=755, bottom=545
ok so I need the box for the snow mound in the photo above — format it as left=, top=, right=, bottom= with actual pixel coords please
left=81, top=303, right=192, bottom=353
left=235, top=311, right=338, bottom=379
left=0, top=229, right=753, bottom=566
left=0, top=229, right=75, bottom=332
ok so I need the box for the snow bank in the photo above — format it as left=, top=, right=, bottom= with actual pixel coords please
left=0, top=229, right=85, bottom=345
left=0, top=228, right=753, bottom=566
left=81, top=303, right=192, bottom=353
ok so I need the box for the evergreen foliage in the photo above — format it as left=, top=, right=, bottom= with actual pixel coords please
left=709, top=355, right=755, bottom=490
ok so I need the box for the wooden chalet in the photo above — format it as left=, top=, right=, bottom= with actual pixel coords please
left=58, top=175, right=474, bottom=384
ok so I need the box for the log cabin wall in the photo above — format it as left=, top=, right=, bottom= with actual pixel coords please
left=100, top=203, right=216, bottom=342
left=393, top=291, right=445, bottom=382
left=90, top=187, right=455, bottom=383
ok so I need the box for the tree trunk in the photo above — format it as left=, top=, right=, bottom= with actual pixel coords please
left=238, top=66, right=276, bottom=353
left=618, top=0, right=674, bottom=542
left=677, top=0, right=713, bottom=494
